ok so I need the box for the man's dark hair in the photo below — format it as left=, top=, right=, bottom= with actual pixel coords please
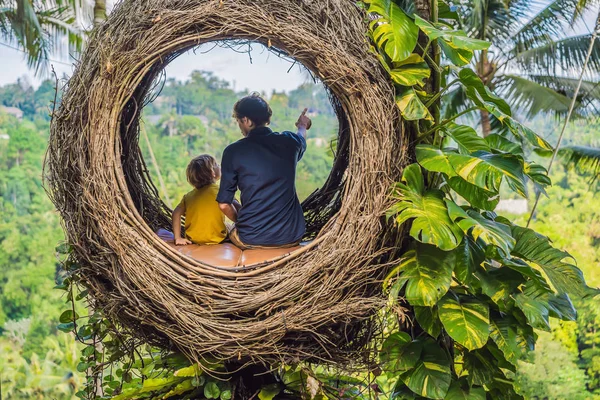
left=187, top=154, right=217, bottom=190
left=232, top=92, right=272, bottom=126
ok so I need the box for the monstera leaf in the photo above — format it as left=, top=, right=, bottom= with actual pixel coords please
left=443, top=123, right=491, bottom=154
left=446, top=203, right=515, bottom=256
left=380, top=332, right=423, bottom=373
left=389, top=164, right=463, bottom=250
left=485, top=134, right=523, bottom=156
left=447, top=177, right=500, bottom=211
left=445, top=381, right=486, bottom=400
left=454, top=236, right=486, bottom=284
left=414, top=15, right=489, bottom=66
left=401, top=338, right=452, bottom=399
left=396, top=87, right=433, bottom=121
left=386, top=243, right=455, bottom=306
left=505, top=117, right=553, bottom=151
left=459, top=69, right=512, bottom=118
left=510, top=224, right=591, bottom=298
left=489, top=314, right=534, bottom=365
left=416, top=145, right=528, bottom=197
left=414, top=306, right=443, bottom=338
left=389, top=54, right=431, bottom=86
left=366, top=0, right=419, bottom=62
left=438, top=294, right=490, bottom=350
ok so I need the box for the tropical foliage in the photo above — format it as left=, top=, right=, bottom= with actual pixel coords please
left=0, top=0, right=87, bottom=72
left=364, top=0, right=598, bottom=398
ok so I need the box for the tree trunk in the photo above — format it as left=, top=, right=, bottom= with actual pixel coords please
left=480, top=109, right=491, bottom=137
left=93, top=0, right=107, bottom=26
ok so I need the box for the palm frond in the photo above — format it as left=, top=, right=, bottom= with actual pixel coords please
left=0, top=0, right=83, bottom=74
left=512, top=0, right=579, bottom=50
left=528, top=74, right=600, bottom=100
left=514, top=34, right=600, bottom=76
left=559, top=145, right=600, bottom=176
left=494, top=74, right=575, bottom=117
left=452, top=0, right=517, bottom=42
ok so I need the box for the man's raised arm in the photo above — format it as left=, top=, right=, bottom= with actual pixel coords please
left=295, top=108, right=312, bottom=139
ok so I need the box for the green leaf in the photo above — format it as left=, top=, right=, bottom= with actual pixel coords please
left=416, top=145, right=457, bottom=176
left=485, top=134, right=523, bottom=156
left=57, top=322, right=75, bottom=332
left=258, top=383, right=281, bottom=400
left=438, top=294, right=489, bottom=350
left=511, top=225, right=591, bottom=298
left=502, top=258, right=552, bottom=293
left=417, top=145, right=528, bottom=197
left=396, top=87, right=434, bottom=121
left=515, top=292, right=550, bottom=331
left=414, top=306, right=442, bottom=338
left=447, top=177, right=500, bottom=211
left=401, top=339, right=452, bottom=399
left=547, top=293, right=577, bottom=321
left=489, top=314, right=532, bottom=365
left=414, top=15, right=489, bottom=51
left=524, top=161, right=551, bottom=195
left=444, top=381, right=485, bottom=400
left=462, top=346, right=506, bottom=387
left=77, top=362, right=89, bottom=373
left=59, top=309, right=79, bottom=323
left=446, top=205, right=515, bottom=256
left=454, top=237, right=485, bottom=284
left=389, top=54, right=431, bottom=86
left=163, top=381, right=195, bottom=399
left=459, top=69, right=512, bottom=117
left=443, top=123, right=491, bottom=154
left=366, top=0, right=419, bottom=62
left=220, top=390, right=232, bottom=400
left=387, top=244, right=455, bottom=306
left=204, top=382, right=221, bottom=399
left=380, top=332, right=423, bottom=373
left=454, top=151, right=527, bottom=197
left=174, top=364, right=201, bottom=377
left=389, top=164, right=463, bottom=250
left=504, top=117, right=553, bottom=151
left=439, top=40, right=475, bottom=66
left=476, top=266, right=524, bottom=309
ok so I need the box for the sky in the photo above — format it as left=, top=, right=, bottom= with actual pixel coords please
left=0, top=41, right=311, bottom=93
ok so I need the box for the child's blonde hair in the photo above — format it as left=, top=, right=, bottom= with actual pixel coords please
left=186, top=154, right=217, bottom=190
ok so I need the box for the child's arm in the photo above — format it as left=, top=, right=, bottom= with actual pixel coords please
left=172, top=203, right=191, bottom=246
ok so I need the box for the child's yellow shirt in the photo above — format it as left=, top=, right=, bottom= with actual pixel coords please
left=180, top=184, right=227, bottom=245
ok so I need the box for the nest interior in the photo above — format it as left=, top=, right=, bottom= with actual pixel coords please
left=46, top=0, right=408, bottom=366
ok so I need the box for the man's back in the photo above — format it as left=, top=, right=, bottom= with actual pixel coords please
left=216, top=126, right=306, bottom=246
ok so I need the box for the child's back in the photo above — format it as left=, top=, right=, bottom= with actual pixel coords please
left=181, top=183, right=226, bottom=245
left=172, top=154, right=226, bottom=246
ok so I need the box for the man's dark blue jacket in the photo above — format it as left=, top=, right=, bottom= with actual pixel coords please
left=216, top=126, right=307, bottom=246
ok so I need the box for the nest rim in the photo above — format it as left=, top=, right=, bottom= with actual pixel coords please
left=47, top=0, right=407, bottom=366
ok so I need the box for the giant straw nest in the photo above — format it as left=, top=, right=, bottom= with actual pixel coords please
left=46, top=0, right=409, bottom=366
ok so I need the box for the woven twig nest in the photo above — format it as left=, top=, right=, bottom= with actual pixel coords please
left=46, top=0, right=408, bottom=365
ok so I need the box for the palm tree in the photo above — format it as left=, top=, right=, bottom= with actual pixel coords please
left=0, top=0, right=106, bottom=74
left=444, top=0, right=600, bottom=137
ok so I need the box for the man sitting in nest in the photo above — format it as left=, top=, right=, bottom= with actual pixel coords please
left=217, top=92, right=312, bottom=250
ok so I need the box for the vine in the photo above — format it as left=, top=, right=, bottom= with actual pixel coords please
left=366, top=0, right=597, bottom=398
left=54, top=0, right=597, bottom=399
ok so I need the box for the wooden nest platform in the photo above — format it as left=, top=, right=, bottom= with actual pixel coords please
left=45, top=0, right=408, bottom=366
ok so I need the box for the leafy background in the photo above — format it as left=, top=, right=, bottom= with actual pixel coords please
left=1, top=0, right=600, bottom=398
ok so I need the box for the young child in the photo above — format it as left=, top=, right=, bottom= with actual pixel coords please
left=172, top=154, right=227, bottom=245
